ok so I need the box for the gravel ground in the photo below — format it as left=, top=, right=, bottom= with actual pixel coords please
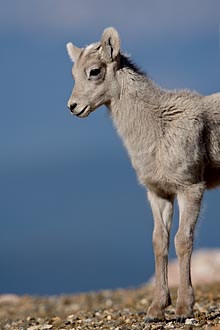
left=0, top=283, right=219, bottom=330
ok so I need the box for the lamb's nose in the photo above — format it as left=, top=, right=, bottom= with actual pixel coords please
left=69, top=102, right=77, bottom=112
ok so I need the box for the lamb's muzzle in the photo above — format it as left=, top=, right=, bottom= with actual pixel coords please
left=67, top=101, right=90, bottom=117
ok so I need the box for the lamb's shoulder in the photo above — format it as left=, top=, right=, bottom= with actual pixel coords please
left=140, top=92, right=206, bottom=192
left=158, top=90, right=203, bottom=124
left=157, top=92, right=205, bottom=157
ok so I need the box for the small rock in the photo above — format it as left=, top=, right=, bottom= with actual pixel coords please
left=105, top=298, right=113, bottom=307
left=185, top=318, right=197, bottom=325
left=151, top=324, right=164, bottom=329
left=51, top=316, right=61, bottom=324
left=27, top=316, right=37, bottom=323
left=27, top=326, right=40, bottom=330
left=28, top=325, right=53, bottom=330
left=140, top=298, right=148, bottom=305
left=67, top=314, right=75, bottom=321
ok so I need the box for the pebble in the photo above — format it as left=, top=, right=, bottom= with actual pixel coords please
left=185, top=318, right=197, bottom=325
left=166, top=323, right=175, bottom=328
left=27, top=326, right=53, bottom=330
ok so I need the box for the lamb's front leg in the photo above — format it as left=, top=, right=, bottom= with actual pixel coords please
left=146, top=191, right=174, bottom=322
left=175, top=184, right=204, bottom=322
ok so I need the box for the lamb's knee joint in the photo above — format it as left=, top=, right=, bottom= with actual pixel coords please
left=153, top=229, right=169, bottom=257
left=175, top=231, right=193, bottom=257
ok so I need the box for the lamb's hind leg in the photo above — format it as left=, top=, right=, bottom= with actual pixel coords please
left=175, top=183, right=204, bottom=322
left=146, top=191, right=174, bottom=322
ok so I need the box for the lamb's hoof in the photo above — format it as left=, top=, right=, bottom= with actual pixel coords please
left=176, top=317, right=186, bottom=323
left=145, top=317, right=164, bottom=323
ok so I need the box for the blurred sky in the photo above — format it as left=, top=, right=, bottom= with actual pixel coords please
left=1, top=0, right=220, bottom=294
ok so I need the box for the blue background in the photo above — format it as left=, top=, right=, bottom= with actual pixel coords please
left=1, top=0, right=220, bottom=294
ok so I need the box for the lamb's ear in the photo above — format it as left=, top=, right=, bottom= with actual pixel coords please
left=66, top=42, right=81, bottom=62
left=101, top=27, right=120, bottom=62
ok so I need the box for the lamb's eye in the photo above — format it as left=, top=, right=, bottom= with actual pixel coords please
left=90, top=68, right=101, bottom=77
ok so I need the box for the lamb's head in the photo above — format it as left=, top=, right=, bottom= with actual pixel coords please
left=66, top=27, right=121, bottom=117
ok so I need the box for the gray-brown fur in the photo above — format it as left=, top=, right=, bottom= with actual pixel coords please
left=66, top=27, right=220, bottom=322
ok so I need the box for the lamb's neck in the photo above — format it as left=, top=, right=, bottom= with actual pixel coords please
left=109, top=69, right=161, bottom=141
left=108, top=69, right=162, bottom=177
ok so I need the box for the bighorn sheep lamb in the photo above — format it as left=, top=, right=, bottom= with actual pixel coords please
left=66, top=27, right=220, bottom=322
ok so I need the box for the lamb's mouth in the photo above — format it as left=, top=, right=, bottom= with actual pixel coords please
left=76, top=105, right=90, bottom=117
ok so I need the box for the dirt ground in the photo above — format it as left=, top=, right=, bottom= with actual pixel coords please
left=0, top=283, right=219, bottom=330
